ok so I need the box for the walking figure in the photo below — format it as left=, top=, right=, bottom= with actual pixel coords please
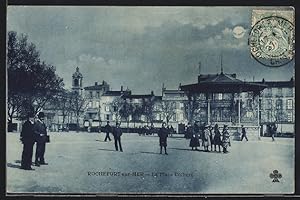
left=104, top=121, right=112, bottom=142
left=112, top=122, right=123, bottom=152
left=271, top=123, right=277, bottom=141
left=213, top=124, right=222, bottom=152
left=189, top=121, right=200, bottom=151
left=222, top=125, right=230, bottom=153
left=20, top=112, right=35, bottom=170
left=240, top=125, right=248, bottom=141
left=34, top=112, right=48, bottom=166
left=158, top=122, right=169, bottom=155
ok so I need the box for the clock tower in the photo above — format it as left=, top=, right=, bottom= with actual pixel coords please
left=72, top=67, right=83, bottom=95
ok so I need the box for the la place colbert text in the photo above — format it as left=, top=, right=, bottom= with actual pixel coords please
left=87, top=171, right=193, bottom=177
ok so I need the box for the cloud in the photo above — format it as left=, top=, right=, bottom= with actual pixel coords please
left=7, top=6, right=294, bottom=95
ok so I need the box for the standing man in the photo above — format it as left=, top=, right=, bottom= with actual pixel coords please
left=34, top=112, right=48, bottom=166
left=112, top=122, right=123, bottom=152
left=104, top=121, right=112, bottom=142
left=240, top=125, right=248, bottom=141
left=20, top=112, right=35, bottom=170
left=158, top=122, right=169, bottom=155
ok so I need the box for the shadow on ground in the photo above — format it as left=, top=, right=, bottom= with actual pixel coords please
left=140, top=151, right=162, bottom=155
left=7, top=163, right=21, bottom=169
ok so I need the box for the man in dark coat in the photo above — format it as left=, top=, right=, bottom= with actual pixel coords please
left=240, top=125, right=248, bottom=141
left=20, top=112, right=36, bottom=170
left=104, top=121, right=112, bottom=142
left=158, top=122, right=169, bottom=155
left=34, top=112, right=48, bottom=166
left=112, top=122, right=123, bottom=152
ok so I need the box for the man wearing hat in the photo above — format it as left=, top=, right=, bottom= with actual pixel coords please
left=104, top=121, right=112, bottom=142
left=20, top=112, right=36, bottom=170
left=112, top=122, right=123, bottom=152
left=34, top=112, right=48, bottom=166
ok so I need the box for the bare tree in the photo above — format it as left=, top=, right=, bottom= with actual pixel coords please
left=183, top=95, right=200, bottom=123
left=69, top=91, right=88, bottom=132
left=160, top=101, right=176, bottom=125
left=142, top=97, right=156, bottom=124
left=111, top=96, right=125, bottom=123
left=119, top=99, right=134, bottom=129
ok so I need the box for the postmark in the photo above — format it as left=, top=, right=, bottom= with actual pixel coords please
left=249, top=13, right=295, bottom=67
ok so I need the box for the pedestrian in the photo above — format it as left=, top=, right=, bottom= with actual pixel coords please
left=20, top=112, right=35, bottom=170
left=112, top=122, right=123, bottom=152
left=271, top=123, right=277, bottom=142
left=34, top=112, right=48, bottom=166
left=150, top=123, right=155, bottom=135
left=170, top=125, right=175, bottom=137
left=138, top=125, right=142, bottom=136
left=158, top=122, right=169, bottom=155
left=189, top=121, right=200, bottom=151
left=104, top=121, right=112, bottom=142
left=208, top=125, right=215, bottom=151
left=213, top=124, right=222, bottom=152
left=203, top=125, right=211, bottom=152
left=199, top=122, right=206, bottom=150
left=240, top=125, right=248, bottom=141
left=222, top=125, right=231, bottom=153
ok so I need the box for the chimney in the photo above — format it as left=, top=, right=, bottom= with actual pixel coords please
left=151, top=90, right=154, bottom=96
left=95, top=82, right=98, bottom=86
left=262, top=78, right=265, bottom=83
left=121, top=85, right=123, bottom=92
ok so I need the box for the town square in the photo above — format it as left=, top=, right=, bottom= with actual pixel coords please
left=6, top=6, right=295, bottom=194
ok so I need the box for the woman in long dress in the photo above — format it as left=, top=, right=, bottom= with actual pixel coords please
left=203, top=125, right=211, bottom=152
left=213, top=124, right=222, bottom=152
left=222, top=125, right=230, bottom=153
left=189, top=122, right=200, bottom=151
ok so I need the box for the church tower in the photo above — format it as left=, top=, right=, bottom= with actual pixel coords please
left=72, top=67, right=83, bottom=95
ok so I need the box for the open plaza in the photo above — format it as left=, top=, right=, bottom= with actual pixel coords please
left=6, top=131, right=294, bottom=194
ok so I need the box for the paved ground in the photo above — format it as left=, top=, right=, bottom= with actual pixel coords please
left=6, top=132, right=294, bottom=194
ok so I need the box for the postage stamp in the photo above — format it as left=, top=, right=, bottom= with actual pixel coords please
left=249, top=9, right=295, bottom=67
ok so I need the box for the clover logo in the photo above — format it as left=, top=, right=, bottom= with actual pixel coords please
left=269, top=170, right=282, bottom=182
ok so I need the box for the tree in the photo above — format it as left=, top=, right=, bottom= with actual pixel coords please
left=142, top=97, right=156, bottom=124
left=111, top=96, right=125, bottom=123
left=69, top=91, right=88, bottom=132
left=49, top=89, right=73, bottom=125
left=183, top=94, right=201, bottom=123
left=7, top=31, right=64, bottom=130
left=160, top=101, right=176, bottom=125
left=119, top=99, right=134, bottom=130
left=132, top=104, right=143, bottom=127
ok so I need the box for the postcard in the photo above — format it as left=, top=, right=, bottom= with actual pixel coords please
left=6, top=6, right=295, bottom=195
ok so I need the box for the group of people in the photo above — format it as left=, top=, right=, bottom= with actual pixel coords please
left=136, top=124, right=175, bottom=137
left=185, top=122, right=231, bottom=153
left=20, top=111, right=49, bottom=170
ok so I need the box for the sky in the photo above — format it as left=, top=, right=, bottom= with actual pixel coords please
left=7, top=6, right=294, bottom=95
